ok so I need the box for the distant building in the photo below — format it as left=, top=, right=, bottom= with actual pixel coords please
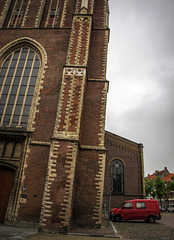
left=104, top=131, right=145, bottom=208
left=146, top=167, right=174, bottom=208
left=146, top=167, right=170, bottom=182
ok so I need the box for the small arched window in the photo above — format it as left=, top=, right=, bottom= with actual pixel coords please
left=0, top=47, right=40, bottom=127
left=111, top=159, right=124, bottom=195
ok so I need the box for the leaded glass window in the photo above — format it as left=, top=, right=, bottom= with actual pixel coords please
left=0, top=47, right=40, bottom=127
left=111, top=159, right=124, bottom=195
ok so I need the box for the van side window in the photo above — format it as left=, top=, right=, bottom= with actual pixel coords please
left=136, top=202, right=146, bottom=209
left=123, top=202, right=133, bottom=209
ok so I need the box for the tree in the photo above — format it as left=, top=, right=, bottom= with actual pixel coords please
left=145, top=178, right=154, bottom=198
left=154, top=176, right=165, bottom=210
left=168, top=176, right=174, bottom=192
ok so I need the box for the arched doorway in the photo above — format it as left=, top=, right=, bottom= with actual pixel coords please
left=0, top=165, right=15, bottom=222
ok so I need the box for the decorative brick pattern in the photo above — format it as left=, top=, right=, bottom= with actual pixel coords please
left=66, top=15, right=92, bottom=66
left=39, top=141, right=78, bottom=230
left=59, top=143, right=78, bottom=228
left=60, top=0, right=68, bottom=28
left=98, top=82, right=108, bottom=147
left=39, top=141, right=59, bottom=228
left=53, top=67, right=86, bottom=140
left=102, top=30, right=109, bottom=79
left=0, top=0, right=12, bottom=28
left=93, top=152, right=106, bottom=225
left=75, top=0, right=94, bottom=14
left=0, top=0, right=112, bottom=231
left=88, top=0, right=94, bottom=14
left=34, top=0, right=46, bottom=28
left=21, top=0, right=31, bottom=28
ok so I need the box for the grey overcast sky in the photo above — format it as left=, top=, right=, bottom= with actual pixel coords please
left=106, top=0, right=174, bottom=176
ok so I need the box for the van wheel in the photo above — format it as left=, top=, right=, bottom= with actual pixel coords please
left=114, top=215, right=122, bottom=222
left=148, top=216, right=156, bottom=223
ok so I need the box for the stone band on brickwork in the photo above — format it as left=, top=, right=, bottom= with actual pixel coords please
left=39, top=141, right=59, bottom=228
left=93, top=152, right=106, bottom=225
left=102, top=30, right=109, bottom=79
left=59, top=143, right=78, bottom=228
left=98, top=82, right=108, bottom=147
left=34, top=0, right=46, bottom=28
left=60, top=0, right=68, bottom=28
left=39, top=141, right=78, bottom=230
left=21, top=0, right=31, bottom=28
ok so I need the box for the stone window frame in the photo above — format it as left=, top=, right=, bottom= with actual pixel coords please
left=110, top=159, right=124, bottom=195
left=0, top=37, right=47, bottom=132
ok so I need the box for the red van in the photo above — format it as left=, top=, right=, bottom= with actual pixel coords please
left=110, top=199, right=161, bottom=223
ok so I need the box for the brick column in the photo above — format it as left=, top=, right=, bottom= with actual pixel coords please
left=39, top=8, right=93, bottom=232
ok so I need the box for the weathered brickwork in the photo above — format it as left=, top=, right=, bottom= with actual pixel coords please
left=39, top=140, right=78, bottom=230
left=54, top=68, right=86, bottom=139
left=0, top=0, right=144, bottom=233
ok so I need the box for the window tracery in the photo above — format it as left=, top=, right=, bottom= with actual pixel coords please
left=111, top=159, right=124, bottom=195
left=0, top=47, right=40, bottom=127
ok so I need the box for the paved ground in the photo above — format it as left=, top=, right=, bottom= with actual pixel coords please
left=0, top=224, right=37, bottom=240
left=113, top=212, right=174, bottom=240
left=0, top=213, right=174, bottom=240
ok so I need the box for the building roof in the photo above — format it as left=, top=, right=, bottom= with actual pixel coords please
left=163, top=173, right=174, bottom=183
left=146, top=174, right=156, bottom=181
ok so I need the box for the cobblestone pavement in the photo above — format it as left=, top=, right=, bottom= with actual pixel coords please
left=0, top=213, right=174, bottom=240
left=113, top=213, right=174, bottom=240
left=0, top=214, right=117, bottom=240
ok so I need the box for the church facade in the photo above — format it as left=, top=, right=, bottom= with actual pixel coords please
left=0, top=0, right=145, bottom=232
left=0, top=0, right=109, bottom=231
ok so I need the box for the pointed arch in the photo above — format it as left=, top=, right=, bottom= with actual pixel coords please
left=111, top=159, right=124, bottom=195
left=0, top=37, right=47, bottom=130
left=0, top=37, right=47, bottom=66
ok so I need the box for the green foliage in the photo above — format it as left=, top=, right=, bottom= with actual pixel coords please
left=154, top=176, right=165, bottom=200
left=145, top=175, right=174, bottom=203
left=168, top=176, right=174, bottom=192
left=145, top=178, right=154, bottom=198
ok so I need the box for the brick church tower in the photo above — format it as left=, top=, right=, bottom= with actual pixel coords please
left=0, top=0, right=109, bottom=231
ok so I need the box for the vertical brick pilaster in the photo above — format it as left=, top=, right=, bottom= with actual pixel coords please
left=53, top=67, right=86, bottom=140
left=93, top=152, right=106, bottom=225
left=39, top=140, right=78, bottom=231
left=40, top=5, right=94, bottom=231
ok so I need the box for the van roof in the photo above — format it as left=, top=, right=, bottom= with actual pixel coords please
left=125, top=199, right=157, bottom=203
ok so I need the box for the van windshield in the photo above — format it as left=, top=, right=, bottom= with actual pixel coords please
left=119, top=202, right=125, bottom=208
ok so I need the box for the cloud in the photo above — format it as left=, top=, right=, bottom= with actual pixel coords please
left=106, top=0, right=174, bottom=175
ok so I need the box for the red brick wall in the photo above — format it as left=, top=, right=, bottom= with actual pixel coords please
left=73, top=149, right=102, bottom=227
left=104, top=132, right=145, bottom=208
left=18, top=145, right=49, bottom=222
left=0, top=0, right=109, bottom=230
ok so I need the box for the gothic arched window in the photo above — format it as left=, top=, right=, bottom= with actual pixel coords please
left=0, top=47, right=40, bottom=127
left=111, top=159, right=124, bottom=195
